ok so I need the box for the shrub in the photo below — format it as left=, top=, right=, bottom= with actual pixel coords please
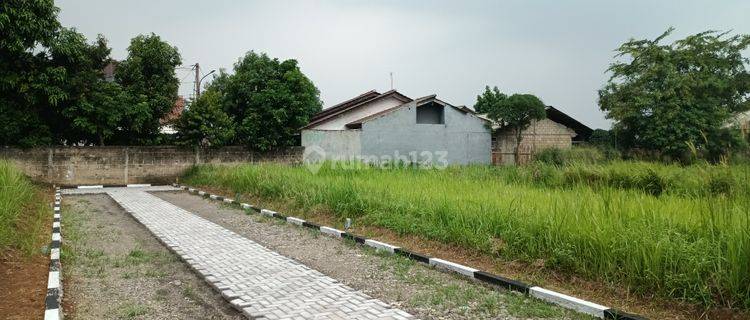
left=708, top=172, right=735, bottom=196
left=535, top=148, right=565, bottom=166
left=638, top=169, right=667, bottom=196
left=534, top=146, right=614, bottom=166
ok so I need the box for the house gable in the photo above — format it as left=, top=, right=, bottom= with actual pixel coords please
left=303, top=90, right=412, bottom=130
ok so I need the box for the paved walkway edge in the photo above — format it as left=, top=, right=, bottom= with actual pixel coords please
left=44, top=188, right=63, bottom=320
left=176, top=184, right=648, bottom=320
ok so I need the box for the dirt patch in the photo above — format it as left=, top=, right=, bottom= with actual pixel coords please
left=0, top=251, right=49, bottom=319
left=153, top=190, right=593, bottom=320
left=62, top=194, right=243, bottom=320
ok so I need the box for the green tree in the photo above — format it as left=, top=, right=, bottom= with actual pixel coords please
left=175, top=90, right=235, bottom=147
left=476, top=90, right=546, bottom=164
left=589, top=129, right=614, bottom=148
left=47, top=30, right=124, bottom=145
left=221, top=51, right=321, bottom=151
left=599, top=28, right=750, bottom=161
left=114, top=33, right=181, bottom=145
left=473, top=86, right=507, bottom=114
left=0, top=0, right=61, bottom=146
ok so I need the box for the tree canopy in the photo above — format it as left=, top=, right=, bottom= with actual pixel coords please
left=474, top=87, right=546, bottom=164
left=113, top=33, right=182, bottom=145
left=599, top=28, right=750, bottom=161
left=175, top=90, right=235, bottom=147
left=0, top=1, right=182, bottom=147
left=217, top=51, right=322, bottom=151
left=473, top=86, right=507, bottom=114
left=0, top=0, right=61, bottom=146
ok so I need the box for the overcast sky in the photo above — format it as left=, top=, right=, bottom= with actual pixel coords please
left=56, top=0, right=750, bottom=129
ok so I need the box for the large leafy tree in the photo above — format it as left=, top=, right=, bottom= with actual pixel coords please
left=0, top=0, right=61, bottom=146
left=599, top=28, right=750, bottom=161
left=475, top=87, right=546, bottom=164
left=175, top=90, right=235, bottom=147
left=221, top=51, right=322, bottom=151
left=48, top=30, right=123, bottom=145
left=113, top=33, right=181, bottom=145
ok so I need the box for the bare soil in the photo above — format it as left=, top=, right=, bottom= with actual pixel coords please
left=0, top=250, right=49, bottom=319
left=0, top=187, right=53, bottom=320
left=153, top=190, right=592, bottom=320
left=62, top=194, right=243, bottom=320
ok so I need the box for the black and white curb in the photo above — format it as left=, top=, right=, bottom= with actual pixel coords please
left=75, top=183, right=152, bottom=189
left=45, top=188, right=63, bottom=320
left=45, top=183, right=152, bottom=319
left=174, top=184, right=647, bottom=320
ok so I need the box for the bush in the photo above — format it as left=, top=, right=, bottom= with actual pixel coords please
left=708, top=172, right=736, bottom=196
left=638, top=169, right=667, bottom=196
left=535, top=148, right=565, bottom=166
left=534, top=146, right=613, bottom=166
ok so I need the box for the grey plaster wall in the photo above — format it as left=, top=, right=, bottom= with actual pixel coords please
left=301, top=130, right=361, bottom=162
left=360, top=105, right=491, bottom=165
left=0, top=146, right=302, bottom=186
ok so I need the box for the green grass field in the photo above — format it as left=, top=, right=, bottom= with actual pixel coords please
left=0, top=161, right=48, bottom=256
left=183, top=161, right=750, bottom=310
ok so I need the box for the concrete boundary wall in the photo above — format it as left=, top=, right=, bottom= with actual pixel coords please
left=0, top=146, right=302, bottom=186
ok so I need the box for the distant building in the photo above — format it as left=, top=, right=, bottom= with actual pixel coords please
left=728, top=111, right=750, bottom=140
left=160, top=96, right=186, bottom=134
left=102, top=60, right=117, bottom=82
left=301, top=90, right=491, bottom=166
left=487, top=107, right=593, bottom=165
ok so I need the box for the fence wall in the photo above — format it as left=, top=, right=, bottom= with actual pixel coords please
left=0, top=146, right=302, bottom=186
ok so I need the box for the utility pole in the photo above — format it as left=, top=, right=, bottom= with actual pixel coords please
left=389, top=72, right=393, bottom=90
left=194, top=63, right=200, bottom=98
left=193, top=63, right=215, bottom=99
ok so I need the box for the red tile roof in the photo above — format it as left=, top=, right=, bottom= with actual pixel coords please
left=160, top=96, right=186, bottom=124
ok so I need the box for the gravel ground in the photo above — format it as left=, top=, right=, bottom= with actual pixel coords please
left=62, top=194, right=244, bottom=320
left=152, top=191, right=589, bottom=320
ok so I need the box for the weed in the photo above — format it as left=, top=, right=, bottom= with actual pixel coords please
left=118, top=303, right=148, bottom=319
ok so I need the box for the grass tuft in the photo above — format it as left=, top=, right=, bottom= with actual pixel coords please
left=0, top=161, right=48, bottom=256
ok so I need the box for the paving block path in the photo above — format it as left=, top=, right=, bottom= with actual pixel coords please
left=62, top=187, right=414, bottom=320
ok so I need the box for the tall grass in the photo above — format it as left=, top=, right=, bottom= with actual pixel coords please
left=0, top=161, right=48, bottom=255
left=183, top=162, right=750, bottom=309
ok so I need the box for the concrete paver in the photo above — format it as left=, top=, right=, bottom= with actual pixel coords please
left=62, top=187, right=413, bottom=320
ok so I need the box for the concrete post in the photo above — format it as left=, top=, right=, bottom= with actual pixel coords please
left=46, top=147, right=53, bottom=181
left=124, top=147, right=129, bottom=184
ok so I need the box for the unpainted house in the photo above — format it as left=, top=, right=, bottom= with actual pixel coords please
left=301, top=90, right=491, bottom=165
left=490, top=106, right=592, bottom=165
left=728, top=111, right=750, bottom=140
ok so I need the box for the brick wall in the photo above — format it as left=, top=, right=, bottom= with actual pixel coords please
left=493, top=119, right=576, bottom=165
left=0, top=146, right=302, bottom=186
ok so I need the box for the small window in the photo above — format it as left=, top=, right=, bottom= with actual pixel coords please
left=416, top=102, right=444, bottom=124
